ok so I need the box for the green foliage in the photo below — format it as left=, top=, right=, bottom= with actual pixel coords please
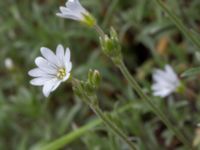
left=181, top=67, right=200, bottom=77
left=1, top=0, right=200, bottom=149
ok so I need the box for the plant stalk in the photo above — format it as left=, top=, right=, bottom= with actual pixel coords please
left=118, top=60, right=192, bottom=149
left=155, top=0, right=200, bottom=50
left=89, top=103, right=138, bottom=150
left=37, top=101, right=138, bottom=150
left=94, top=24, right=192, bottom=149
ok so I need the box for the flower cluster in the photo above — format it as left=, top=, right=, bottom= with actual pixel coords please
left=29, top=0, right=183, bottom=99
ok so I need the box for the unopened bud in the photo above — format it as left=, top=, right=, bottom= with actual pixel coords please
left=100, top=27, right=122, bottom=65
left=88, top=69, right=101, bottom=88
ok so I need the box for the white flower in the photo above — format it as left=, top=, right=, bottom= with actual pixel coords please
left=4, top=58, right=14, bottom=70
left=56, top=0, right=95, bottom=26
left=28, top=44, right=72, bottom=97
left=151, top=65, right=180, bottom=98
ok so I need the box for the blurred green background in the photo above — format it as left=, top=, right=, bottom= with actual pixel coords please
left=1, top=0, right=200, bottom=149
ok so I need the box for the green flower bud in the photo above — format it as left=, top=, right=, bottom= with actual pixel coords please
left=100, top=27, right=122, bottom=65
left=88, top=69, right=101, bottom=88
left=72, top=70, right=100, bottom=105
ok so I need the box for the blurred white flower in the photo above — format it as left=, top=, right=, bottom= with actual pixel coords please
left=152, top=65, right=180, bottom=98
left=28, top=44, right=72, bottom=97
left=56, top=0, right=95, bottom=26
left=4, top=58, right=14, bottom=70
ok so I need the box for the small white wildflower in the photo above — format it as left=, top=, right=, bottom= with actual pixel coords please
left=152, top=65, right=180, bottom=98
left=56, top=0, right=95, bottom=26
left=28, top=44, right=72, bottom=97
left=4, top=58, right=14, bottom=70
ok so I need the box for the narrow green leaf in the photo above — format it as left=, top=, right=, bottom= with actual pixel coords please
left=35, top=102, right=135, bottom=150
left=181, top=67, right=200, bottom=77
left=38, top=119, right=101, bottom=150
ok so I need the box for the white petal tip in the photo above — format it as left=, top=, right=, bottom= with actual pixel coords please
left=57, top=44, right=63, bottom=48
left=28, top=70, right=32, bottom=76
left=43, top=89, right=50, bottom=97
left=40, top=47, right=46, bottom=53
left=30, top=80, right=38, bottom=86
left=56, top=13, right=62, bottom=16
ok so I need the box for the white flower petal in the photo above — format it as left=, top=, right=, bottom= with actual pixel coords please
left=30, top=77, right=52, bottom=86
left=66, top=0, right=83, bottom=11
left=56, top=44, right=65, bottom=67
left=56, top=13, right=79, bottom=20
left=40, top=47, right=59, bottom=67
left=65, top=61, right=72, bottom=72
left=42, top=78, right=59, bottom=97
left=51, top=80, right=62, bottom=92
left=165, top=65, right=179, bottom=81
left=153, top=89, right=171, bottom=97
left=60, top=6, right=69, bottom=13
left=28, top=68, right=47, bottom=77
left=65, top=48, right=71, bottom=62
left=62, top=73, right=70, bottom=82
left=153, top=70, right=171, bottom=83
left=57, top=0, right=88, bottom=21
left=35, top=57, right=57, bottom=74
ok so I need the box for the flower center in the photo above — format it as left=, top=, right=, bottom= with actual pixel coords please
left=57, top=68, right=66, bottom=80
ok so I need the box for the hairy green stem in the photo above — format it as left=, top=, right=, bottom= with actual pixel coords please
left=37, top=101, right=136, bottom=150
left=94, top=24, right=192, bottom=149
left=94, top=24, right=105, bottom=38
left=81, top=92, right=138, bottom=150
left=89, top=103, right=138, bottom=150
left=118, top=60, right=192, bottom=149
left=155, top=0, right=200, bottom=50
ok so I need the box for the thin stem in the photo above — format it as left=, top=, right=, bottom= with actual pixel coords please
left=94, top=24, right=105, bottom=38
left=155, top=0, right=200, bottom=50
left=93, top=23, right=193, bottom=149
left=118, top=60, right=192, bottom=149
left=77, top=88, right=138, bottom=150
left=38, top=101, right=137, bottom=150
left=89, top=103, right=138, bottom=150
left=102, top=0, right=119, bottom=27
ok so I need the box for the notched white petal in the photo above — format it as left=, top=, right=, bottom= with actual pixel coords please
left=30, top=77, right=51, bottom=86
left=56, top=44, right=65, bottom=67
left=40, top=47, right=59, bottom=67
left=65, top=61, right=72, bottom=72
left=65, top=48, right=71, bottom=62
left=28, top=68, right=46, bottom=77
left=35, top=57, right=57, bottom=74
left=42, top=78, right=58, bottom=97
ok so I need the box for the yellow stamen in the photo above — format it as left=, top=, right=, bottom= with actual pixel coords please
left=57, top=68, right=66, bottom=80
